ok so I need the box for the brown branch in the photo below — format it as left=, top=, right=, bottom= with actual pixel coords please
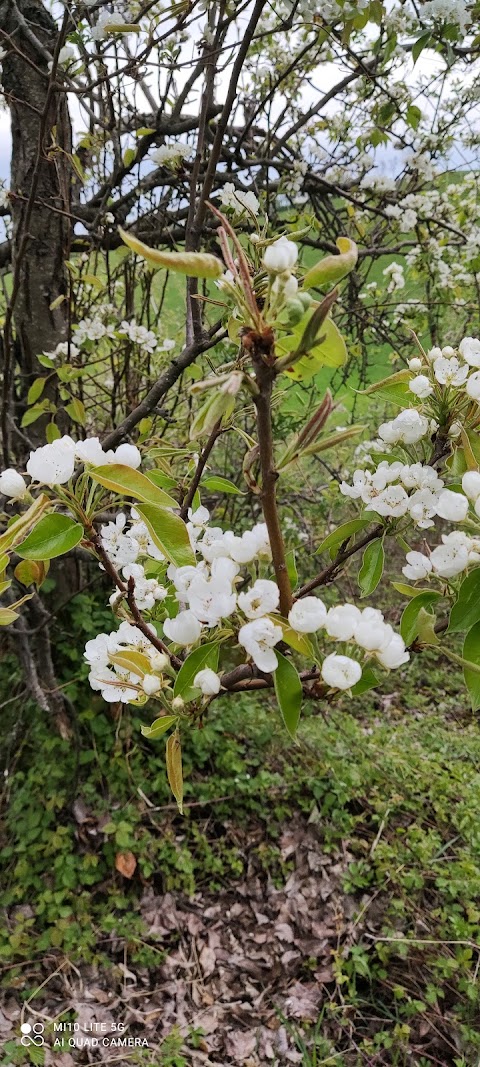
left=85, top=527, right=182, bottom=670
left=250, top=333, right=293, bottom=617
left=179, top=418, right=223, bottom=522
left=100, top=322, right=225, bottom=451
left=295, top=523, right=384, bottom=599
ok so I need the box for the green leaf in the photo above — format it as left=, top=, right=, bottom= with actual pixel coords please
left=412, top=31, right=431, bottom=64
left=463, top=622, right=480, bottom=710
left=406, top=104, right=422, bottom=130
left=400, top=591, right=442, bottom=645
left=135, top=503, right=196, bottom=568
left=274, top=651, right=303, bottom=740
left=358, top=538, right=384, bottom=597
left=109, top=650, right=152, bottom=677
left=271, top=615, right=316, bottom=659
left=447, top=567, right=480, bottom=633
left=391, top=581, right=432, bottom=599
left=65, top=398, right=86, bottom=425
left=21, top=401, right=53, bottom=427
left=166, top=728, right=184, bottom=814
left=350, top=667, right=379, bottom=696
left=27, top=377, right=46, bottom=404
left=416, top=607, right=439, bottom=646
left=276, top=314, right=346, bottom=382
left=316, top=516, right=374, bottom=557
left=0, top=495, right=50, bottom=556
left=16, top=514, right=83, bottom=560
left=123, top=147, right=137, bottom=167
left=202, top=475, right=244, bottom=496
left=302, top=237, right=357, bottom=290
left=0, top=608, right=19, bottom=625
left=89, top=464, right=177, bottom=507
left=141, top=714, right=178, bottom=740
left=46, top=421, right=61, bottom=443
left=173, top=642, right=219, bottom=703
left=285, top=548, right=298, bottom=589
left=119, top=228, right=224, bottom=279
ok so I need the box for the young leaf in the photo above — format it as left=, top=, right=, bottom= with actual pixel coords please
left=141, top=714, right=178, bottom=739
left=135, top=503, right=196, bottom=568
left=285, top=548, right=298, bottom=589
left=173, top=642, right=219, bottom=703
left=202, top=475, right=244, bottom=496
left=447, top=567, right=480, bottom=633
left=273, top=651, right=303, bottom=740
left=166, top=728, right=184, bottom=813
left=350, top=667, right=379, bottom=696
left=89, top=464, right=177, bottom=508
left=27, top=377, right=46, bottom=405
left=16, top=514, right=83, bottom=560
left=0, top=495, right=50, bottom=557
left=463, top=622, right=480, bottom=710
left=358, top=538, right=384, bottom=597
left=302, top=237, right=358, bottom=290
left=109, top=650, right=152, bottom=677
left=278, top=317, right=347, bottom=381
left=270, top=615, right=316, bottom=659
left=316, top=516, right=374, bottom=556
left=400, top=591, right=442, bottom=645
left=119, top=227, right=224, bottom=278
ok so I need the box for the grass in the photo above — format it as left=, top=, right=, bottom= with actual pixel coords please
left=2, top=625, right=480, bottom=1063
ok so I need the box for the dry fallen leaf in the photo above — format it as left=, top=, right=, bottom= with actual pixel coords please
left=115, top=850, right=137, bottom=878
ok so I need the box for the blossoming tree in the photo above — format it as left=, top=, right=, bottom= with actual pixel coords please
left=1, top=0, right=480, bottom=805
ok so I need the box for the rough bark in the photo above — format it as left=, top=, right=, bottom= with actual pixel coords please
left=0, top=0, right=72, bottom=443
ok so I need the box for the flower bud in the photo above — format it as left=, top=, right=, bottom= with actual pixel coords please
left=143, top=674, right=162, bottom=696
left=0, top=469, right=28, bottom=500
left=172, top=696, right=185, bottom=711
left=149, top=651, right=169, bottom=672
left=263, top=236, right=298, bottom=274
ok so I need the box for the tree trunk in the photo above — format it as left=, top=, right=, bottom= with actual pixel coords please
left=0, top=0, right=72, bottom=446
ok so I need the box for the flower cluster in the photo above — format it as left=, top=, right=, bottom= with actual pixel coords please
left=341, top=460, right=447, bottom=528
left=151, top=143, right=190, bottom=169
left=85, top=495, right=411, bottom=706
left=21, top=436, right=140, bottom=488
left=219, top=183, right=259, bottom=217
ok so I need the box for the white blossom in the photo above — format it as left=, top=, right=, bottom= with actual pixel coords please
left=466, top=371, right=480, bottom=401
left=321, top=653, right=362, bottom=690
left=375, top=632, right=409, bottom=669
left=288, top=596, right=327, bottom=633
left=219, top=183, right=259, bottom=216
left=101, top=514, right=139, bottom=567
left=402, top=551, right=433, bottom=581
left=459, top=337, right=480, bottom=367
left=433, top=356, right=469, bottom=387
left=163, top=610, right=203, bottom=646
left=26, top=436, right=76, bottom=485
left=237, top=579, right=279, bottom=620
left=238, top=617, right=283, bottom=673
left=435, top=489, right=469, bottom=522
left=325, top=604, right=362, bottom=641
left=378, top=409, right=430, bottom=445
left=430, top=540, right=469, bottom=577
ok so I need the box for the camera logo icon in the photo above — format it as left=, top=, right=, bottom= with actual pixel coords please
left=20, top=1022, right=45, bottom=1047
